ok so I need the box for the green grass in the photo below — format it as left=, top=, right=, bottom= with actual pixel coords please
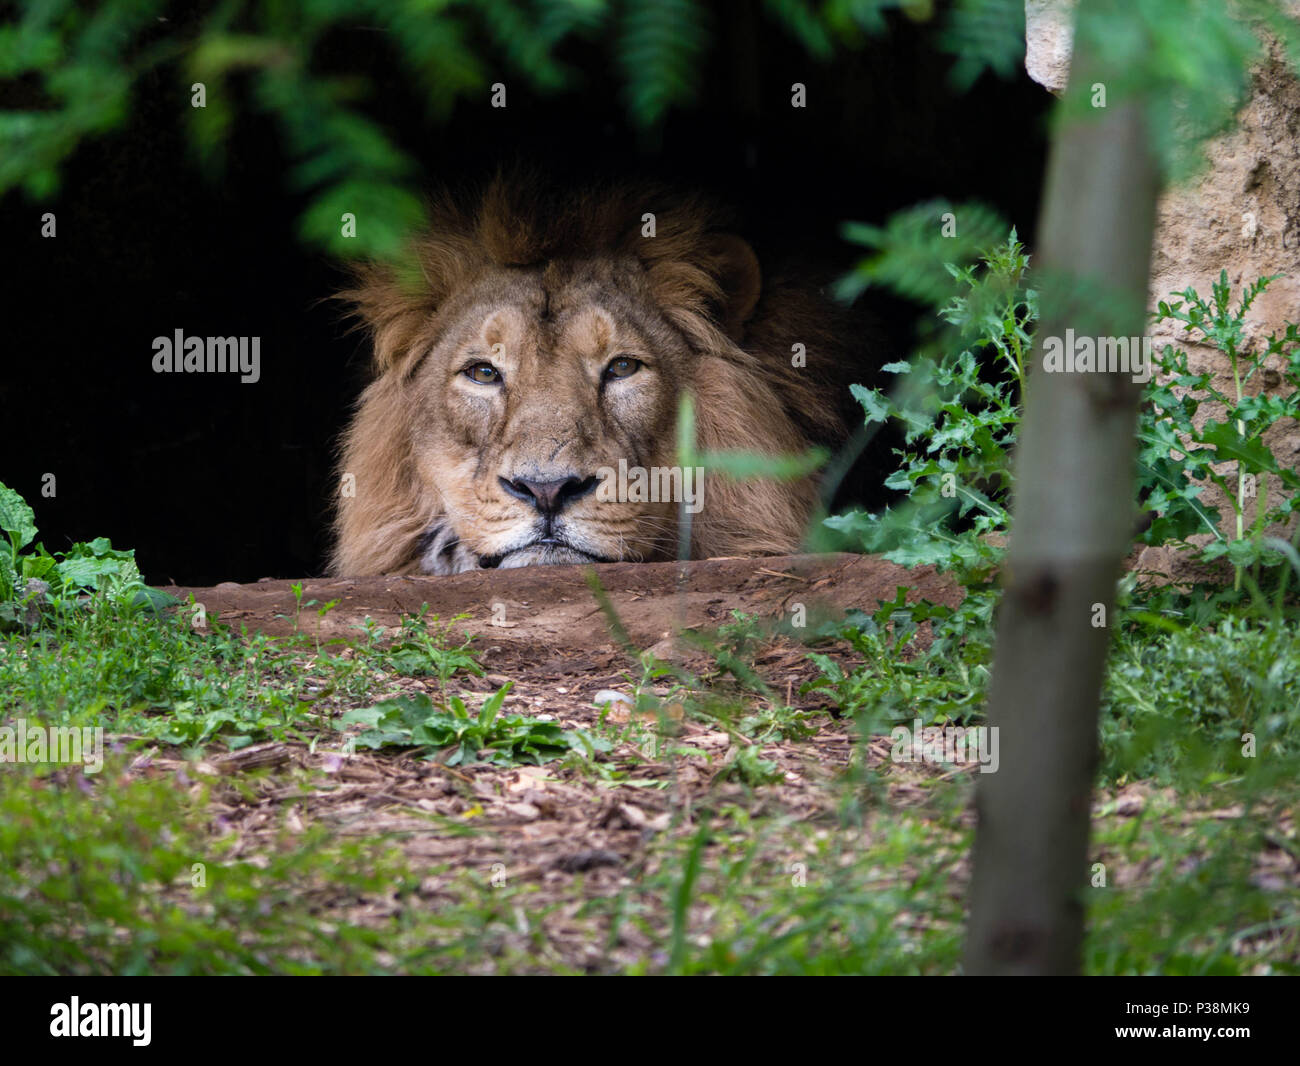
left=5, top=229, right=1300, bottom=972
left=0, top=757, right=414, bottom=975
left=0, top=586, right=517, bottom=752
left=1086, top=788, right=1300, bottom=975
left=2, top=740, right=1294, bottom=973
left=6, top=560, right=1296, bottom=974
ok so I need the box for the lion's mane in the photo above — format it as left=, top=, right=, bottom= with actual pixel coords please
left=331, top=175, right=863, bottom=575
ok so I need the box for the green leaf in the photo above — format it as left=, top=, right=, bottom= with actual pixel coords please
left=477, top=682, right=513, bottom=728
left=0, top=482, right=38, bottom=551
left=698, top=448, right=828, bottom=480
left=0, top=555, right=16, bottom=604
left=618, top=0, right=707, bottom=126
left=850, top=383, right=892, bottom=426
left=336, top=706, right=388, bottom=729
left=1200, top=420, right=1296, bottom=484
left=20, top=553, right=56, bottom=582
left=940, top=0, right=1027, bottom=90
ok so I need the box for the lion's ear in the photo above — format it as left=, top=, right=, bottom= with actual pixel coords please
left=707, top=234, right=762, bottom=342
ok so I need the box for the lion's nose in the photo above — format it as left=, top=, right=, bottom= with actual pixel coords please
left=499, top=474, right=598, bottom=516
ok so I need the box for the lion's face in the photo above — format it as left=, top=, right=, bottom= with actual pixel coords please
left=406, top=257, right=689, bottom=573
left=332, top=179, right=840, bottom=578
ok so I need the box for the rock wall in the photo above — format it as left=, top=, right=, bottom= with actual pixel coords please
left=1026, top=1, right=1300, bottom=571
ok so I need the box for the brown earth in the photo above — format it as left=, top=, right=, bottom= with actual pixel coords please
left=165, top=552, right=963, bottom=651
left=137, top=554, right=978, bottom=971
left=135, top=554, right=1286, bottom=971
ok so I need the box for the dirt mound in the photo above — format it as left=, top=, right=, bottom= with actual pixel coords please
left=166, top=553, right=963, bottom=653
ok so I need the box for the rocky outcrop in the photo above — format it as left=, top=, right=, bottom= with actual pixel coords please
left=1025, top=1, right=1300, bottom=573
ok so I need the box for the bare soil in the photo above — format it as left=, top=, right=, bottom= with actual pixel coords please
left=142, top=555, right=975, bottom=970
left=168, top=552, right=961, bottom=649
left=139, top=554, right=1287, bottom=972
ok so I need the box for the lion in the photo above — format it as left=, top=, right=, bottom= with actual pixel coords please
left=330, top=175, right=868, bottom=576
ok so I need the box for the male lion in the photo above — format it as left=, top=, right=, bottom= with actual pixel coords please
left=331, top=176, right=867, bottom=576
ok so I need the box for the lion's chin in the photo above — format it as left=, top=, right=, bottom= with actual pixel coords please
left=494, top=544, right=604, bottom=569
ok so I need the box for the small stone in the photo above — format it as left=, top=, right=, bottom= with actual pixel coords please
left=554, top=849, right=623, bottom=873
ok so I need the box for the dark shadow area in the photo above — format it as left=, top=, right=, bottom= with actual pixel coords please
left=4, top=5, right=1050, bottom=584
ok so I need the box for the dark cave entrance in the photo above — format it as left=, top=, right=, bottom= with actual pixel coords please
left=5, top=5, right=1050, bottom=585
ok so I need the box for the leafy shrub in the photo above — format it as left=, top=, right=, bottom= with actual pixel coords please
left=0, top=480, right=173, bottom=630
left=0, top=758, right=413, bottom=975
left=828, top=237, right=1300, bottom=598
left=826, top=229, right=1031, bottom=583
left=337, top=685, right=583, bottom=766
left=1146, top=272, right=1300, bottom=587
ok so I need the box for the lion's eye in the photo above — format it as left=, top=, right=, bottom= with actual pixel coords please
left=465, top=363, right=502, bottom=385
left=604, top=356, right=641, bottom=380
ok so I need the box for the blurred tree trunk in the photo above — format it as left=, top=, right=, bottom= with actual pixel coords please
left=964, top=0, right=1162, bottom=975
